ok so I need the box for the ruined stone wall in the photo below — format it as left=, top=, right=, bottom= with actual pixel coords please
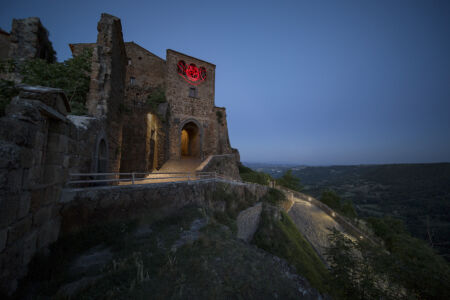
left=86, top=14, right=127, bottom=175
left=0, top=30, right=11, bottom=60
left=0, top=87, right=110, bottom=295
left=213, top=106, right=233, bottom=154
left=8, top=17, right=55, bottom=63
left=0, top=94, right=68, bottom=295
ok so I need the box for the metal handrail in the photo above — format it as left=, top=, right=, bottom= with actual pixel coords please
left=66, top=171, right=236, bottom=187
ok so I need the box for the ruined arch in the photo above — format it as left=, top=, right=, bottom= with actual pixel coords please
left=180, top=118, right=202, bottom=159
left=93, top=132, right=109, bottom=173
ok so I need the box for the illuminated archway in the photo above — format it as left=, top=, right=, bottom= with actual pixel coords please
left=180, top=121, right=201, bottom=158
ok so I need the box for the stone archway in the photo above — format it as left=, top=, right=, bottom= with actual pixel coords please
left=180, top=121, right=201, bottom=158
left=97, top=138, right=108, bottom=173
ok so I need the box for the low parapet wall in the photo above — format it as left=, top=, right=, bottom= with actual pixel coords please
left=60, top=179, right=268, bottom=235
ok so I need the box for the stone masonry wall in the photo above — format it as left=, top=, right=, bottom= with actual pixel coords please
left=0, top=94, right=69, bottom=295
left=59, top=180, right=268, bottom=235
left=86, top=13, right=127, bottom=175
left=165, top=49, right=218, bottom=160
left=0, top=88, right=108, bottom=295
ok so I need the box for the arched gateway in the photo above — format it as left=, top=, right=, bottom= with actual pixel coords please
left=180, top=120, right=201, bottom=158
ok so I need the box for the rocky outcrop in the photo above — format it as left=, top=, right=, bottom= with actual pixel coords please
left=236, top=202, right=262, bottom=242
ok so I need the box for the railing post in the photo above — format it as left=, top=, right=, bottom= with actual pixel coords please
left=132, top=172, right=135, bottom=185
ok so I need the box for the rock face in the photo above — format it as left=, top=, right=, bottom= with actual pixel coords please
left=237, top=202, right=262, bottom=242
left=8, top=17, right=55, bottom=63
left=86, top=13, right=127, bottom=174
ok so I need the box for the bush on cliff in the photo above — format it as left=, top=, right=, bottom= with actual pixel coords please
left=253, top=205, right=330, bottom=294
left=320, top=190, right=357, bottom=220
left=275, top=169, right=303, bottom=192
left=238, top=164, right=272, bottom=186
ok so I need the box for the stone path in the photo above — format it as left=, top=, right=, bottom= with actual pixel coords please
left=287, top=197, right=344, bottom=261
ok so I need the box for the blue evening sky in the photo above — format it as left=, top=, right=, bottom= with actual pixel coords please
left=2, top=0, right=449, bottom=165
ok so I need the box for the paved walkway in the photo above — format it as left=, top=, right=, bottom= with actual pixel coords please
left=287, top=196, right=345, bottom=261
left=119, top=158, right=204, bottom=185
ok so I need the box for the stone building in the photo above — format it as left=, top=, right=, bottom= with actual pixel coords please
left=70, top=25, right=237, bottom=176
left=0, top=13, right=240, bottom=295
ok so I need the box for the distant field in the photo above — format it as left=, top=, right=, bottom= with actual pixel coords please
left=245, top=162, right=450, bottom=261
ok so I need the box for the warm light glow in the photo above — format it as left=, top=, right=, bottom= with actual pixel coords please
left=331, top=212, right=336, bottom=217
left=181, top=129, right=189, bottom=156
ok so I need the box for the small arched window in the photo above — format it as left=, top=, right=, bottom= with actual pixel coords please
left=199, top=67, right=207, bottom=81
left=177, top=60, right=186, bottom=75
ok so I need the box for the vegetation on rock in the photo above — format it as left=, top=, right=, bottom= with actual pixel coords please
left=327, top=217, right=450, bottom=299
left=0, top=79, right=19, bottom=116
left=1, top=48, right=93, bottom=115
left=320, top=190, right=357, bottom=220
left=253, top=204, right=331, bottom=294
left=275, top=169, right=303, bottom=192
left=17, top=204, right=323, bottom=299
left=238, top=164, right=272, bottom=186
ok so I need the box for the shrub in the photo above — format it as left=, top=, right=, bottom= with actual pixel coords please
left=0, top=79, right=19, bottom=116
left=238, top=164, right=272, bottom=186
left=275, top=169, right=302, bottom=192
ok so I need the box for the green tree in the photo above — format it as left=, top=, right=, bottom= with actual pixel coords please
left=19, top=48, right=92, bottom=115
left=276, top=169, right=302, bottom=192
left=321, top=190, right=357, bottom=220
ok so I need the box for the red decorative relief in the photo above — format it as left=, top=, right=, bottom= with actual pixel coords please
left=177, top=60, right=207, bottom=85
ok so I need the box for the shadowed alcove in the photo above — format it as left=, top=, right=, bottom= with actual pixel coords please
left=181, top=121, right=201, bottom=158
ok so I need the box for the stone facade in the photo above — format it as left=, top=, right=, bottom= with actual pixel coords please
left=70, top=27, right=237, bottom=175
left=0, top=13, right=242, bottom=295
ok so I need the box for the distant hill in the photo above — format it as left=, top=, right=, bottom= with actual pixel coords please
left=247, top=162, right=450, bottom=261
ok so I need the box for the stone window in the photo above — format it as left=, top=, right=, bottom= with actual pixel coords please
left=199, top=67, right=207, bottom=81
left=177, top=60, right=186, bottom=75
left=128, top=58, right=132, bottom=65
left=130, top=77, right=136, bottom=85
left=189, top=87, right=197, bottom=98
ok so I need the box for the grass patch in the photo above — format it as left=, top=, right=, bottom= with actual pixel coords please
left=253, top=207, right=331, bottom=294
